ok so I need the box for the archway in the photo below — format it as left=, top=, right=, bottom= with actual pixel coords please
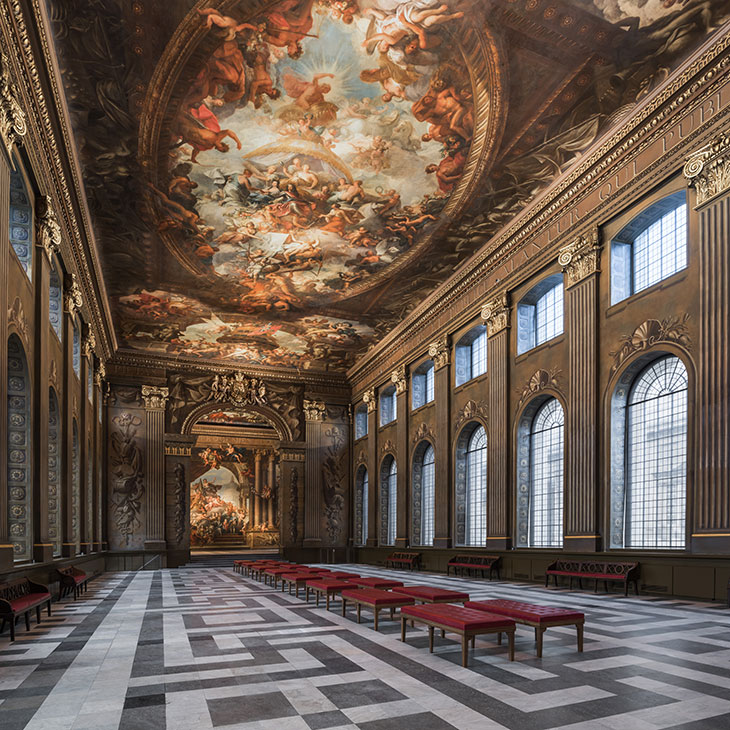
left=186, top=406, right=283, bottom=551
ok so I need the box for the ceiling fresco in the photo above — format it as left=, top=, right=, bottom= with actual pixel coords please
left=46, top=0, right=730, bottom=372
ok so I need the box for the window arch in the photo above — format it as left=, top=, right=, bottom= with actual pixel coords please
left=9, top=160, right=33, bottom=279
left=49, top=264, right=63, bottom=341
left=610, top=355, right=688, bottom=550
left=611, top=192, right=687, bottom=305
left=48, top=388, right=62, bottom=556
left=8, top=335, right=32, bottom=561
left=380, top=385, right=396, bottom=426
left=354, top=465, right=368, bottom=546
left=379, top=456, right=397, bottom=546
left=72, top=320, right=81, bottom=378
left=455, top=423, right=487, bottom=546
left=529, top=399, right=564, bottom=548
left=455, top=326, right=486, bottom=386
left=355, top=404, right=368, bottom=439
left=71, top=419, right=80, bottom=551
left=411, top=441, right=435, bottom=546
left=517, top=275, right=563, bottom=354
left=412, top=360, right=434, bottom=410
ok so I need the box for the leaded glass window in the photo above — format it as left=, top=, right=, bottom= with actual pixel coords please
left=49, top=265, right=63, bottom=341
left=420, top=444, right=435, bottom=546
left=48, top=389, right=62, bottom=556
left=355, top=466, right=368, bottom=546
left=455, top=326, right=487, bottom=386
left=465, top=426, right=487, bottom=546
left=9, top=165, right=32, bottom=279
left=412, top=360, right=435, bottom=409
left=380, top=456, right=397, bottom=546
left=355, top=405, right=368, bottom=439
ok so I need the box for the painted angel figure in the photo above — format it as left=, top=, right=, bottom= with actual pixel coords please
left=198, top=7, right=259, bottom=40
left=276, top=72, right=338, bottom=125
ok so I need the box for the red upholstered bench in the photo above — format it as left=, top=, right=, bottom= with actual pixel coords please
left=340, top=588, right=415, bottom=630
left=326, top=572, right=360, bottom=581
left=447, top=555, right=501, bottom=580
left=545, top=560, right=639, bottom=596
left=56, top=566, right=90, bottom=600
left=280, top=572, right=325, bottom=598
left=305, top=579, right=357, bottom=610
left=263, top=567, right=299, bottom=587
left=465, top=599, right=584, bottom=657
left=385, top=552, right=421, bottom=571
left=401, top=604, right=515, bottom=666
left=350, top=577, right=403, bottom=590
left=249, top=562, right=284, bottom=579
left=391, top=586, right=469, bottom=604
left=0, top=578, right=52, bottom=642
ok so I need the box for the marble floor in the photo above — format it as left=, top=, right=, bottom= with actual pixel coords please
left=1, top=563, right=730, bottom=730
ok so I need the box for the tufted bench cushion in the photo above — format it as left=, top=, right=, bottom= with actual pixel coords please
left=305, top=579, right=357, bottom=609
left=340, top=588, right=415, bottom=631
left=392, top=586, right=469, bottom=603
left=350, top=577, right=403, bottom=590
left=326, top=572, right=360, bottom=580
left=0, top=578, right=52, bottom=642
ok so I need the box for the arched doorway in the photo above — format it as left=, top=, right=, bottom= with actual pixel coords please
left=186, top=407, right=283, bottom=550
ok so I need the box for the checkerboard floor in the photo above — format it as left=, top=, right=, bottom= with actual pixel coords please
left=2, top=564, right=730, bottom=729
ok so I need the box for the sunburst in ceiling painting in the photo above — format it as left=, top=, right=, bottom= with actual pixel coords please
left=46, top=0, right=730, bottom=371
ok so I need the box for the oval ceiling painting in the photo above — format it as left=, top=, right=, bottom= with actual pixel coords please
left=141, top=0, right=503, bottom=318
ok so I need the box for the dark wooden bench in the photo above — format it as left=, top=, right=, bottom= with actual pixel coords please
left=447, top=554, right=501, bottom=580
left=385, top=551, right=421, bottom=571
left=56, top=566, right=90, bottom=600
left=0, top=577, right=52, bottom=641
left=545, top=560, right=639, bottom=596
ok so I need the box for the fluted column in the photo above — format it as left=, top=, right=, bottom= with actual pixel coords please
left=685, top=136, right=730, bottom=553
left=79, top=330, right=95, bottom=554
left=560, top=232, right=601, bottom=551
left=304, top=399, right=325, bottom=546
left=429, top=336, right=451, bottom=548
left=482, top=295, right=510, bottom=550
left=253, top=451, right=262, bottom=528
left=392, top=366, right=408, bottom=547
left=141, top=385, right=168, bottom=551
left=364, top=388, right=378, bottom=546
left=267, top=453, right=275, bottom=526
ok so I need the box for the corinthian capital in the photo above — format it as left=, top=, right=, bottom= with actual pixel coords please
left=0, top=51, right=27, bottom=155
left=428, top=334, right=450, bottom=370
left=36, top=196, right=62, bottom=259
left=141, top=385, right=169, bottom=411
left=82, top=331, right=96, bottom=358
left=64, top=273, right=83, bottom=315
left=303, top=399, right=326, bottom=421
left=684, top=132, right=730, bottom=208
left=558, top=229, right=600, bottom=287
left=363, top=387, right=376, bottom=413
left=391, top=365, right=407, bottom=395
left=481, top=293, right=509, bottom=337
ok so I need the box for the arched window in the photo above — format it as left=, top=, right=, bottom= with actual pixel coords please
left=71, top=420, right=80, bottom=550
left=355, top=404, right=368, bottom=439
left=455, top=423, right=487, bottom=546
left=611, top=192, right=687, bottom=304
left=380, top=456, right=397, bottom=546
left=412, top=360, right=434, bottom=410
left=9, top=160, right=33, bottom=279
left=517, top=275, right=563, bottom=354
left=626, top=356, right=687, bottom=549
left=529, top=399, right=564, bottom=548
left=72, top=320, right=81, bottom=378
left=8, top=335, right=32, bottom=561
left=380, top=385, right=396, bottom=426
left=412, top=442, right=435, bottom=546
left=354, top=465, right=368, bottom=546
left=49, top=264, right=63, bottom=341
left=455, top=326, right=486, bottom=386
left=48, top=388, right=62, bottom=556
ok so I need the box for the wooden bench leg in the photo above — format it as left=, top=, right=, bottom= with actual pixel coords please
left=537, top=627, right=545, bottom=658
left=507, top=630, right=515, bottom=661
left=24, top=611, right=30, bottom=631
left=462, top=634, right=469, bottom=667
left=428, top=625, right=434, bottom=653
left=326, top=592, right=330, bottom=611
left=315, top=591, right=320, bottom=607
left=471, top=635, right=475, bottom=648
left=356, top=603, right=361, bottom=624
left=441, top=628, right=445, bottom=639
left=374, top=608, right=379, bottom=631
left=401, top=615, right=407, bottom=642
left=36, top=606, right=41, bottom=624
left=497, top=631, right=502, bottom=645
left=305, top=586, right=310, bottom=602
left=577, top=623, right=584, bottom=652
left=10, top=617, right=15, bottom=642
left=390, top=607, right=394, bottom=621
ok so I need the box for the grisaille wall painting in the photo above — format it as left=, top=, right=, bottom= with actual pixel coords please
left=47, top=0, right=730, bottom=371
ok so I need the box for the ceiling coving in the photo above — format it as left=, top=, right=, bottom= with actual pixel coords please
left=47, top=0, right=730, bottom=372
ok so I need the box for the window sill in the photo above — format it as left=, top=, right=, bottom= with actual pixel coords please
left=453, top=371, right=488, bottom=393
left=515, top=334, right=564, bottom=363
left=378, top=421, right=396, bottom=433
left=354, top=434, right=368, bottom=444
left=607, top=268, right=688, bottom=316
left=411, top=400, right=435, bottom=415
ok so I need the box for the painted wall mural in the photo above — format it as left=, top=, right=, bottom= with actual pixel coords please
left=47, top=0, right=730, bottom=371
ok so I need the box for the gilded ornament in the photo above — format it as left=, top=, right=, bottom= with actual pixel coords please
left=303, top=399, right=326, bottom=421
left=207, top=372, right=267, bottom=406
left=0, top=50, right=27, bottom=154
left=517, top=369, right=563, bottom=408
left=64, top=273, right=83, bottom=315
left=411, top=421, right=435, bottom=446
left=610, top=315, right=691, bottom=373
left=82, top=331, right=96, bottom=358
left=481, top=294, right=509, bottom=336
left=391, top=365, right=407, bottom=395
left=141, top=385, right=169, bottom=410
left=36, top=196, right=62, bottom=259
left=453, top=399, right=488, bottom=433
left=363, top=387, right=376, bottom=413
left=684, top=131, right=730, bottom=207
left=428, top=335, right=450, bottom=370
left=7, top=296, right=28, bottom=343
left=558, top=229, right=600, bottom=286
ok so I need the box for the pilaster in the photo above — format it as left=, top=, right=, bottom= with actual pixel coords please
left=0, top=141, right=11, bottom=569
left=364, top=388, right=377, bottom=547
left=141, top=384, right=168, bottom=551
left=429, top=335, right=451, bottom=548
left=391, top=366, right=408, bottom=548
left=303, top=399, right=325, bottom=547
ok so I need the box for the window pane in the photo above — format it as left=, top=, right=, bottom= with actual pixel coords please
left=633, top=204, right=687, bottom=293
left=425, top=365, right=434, bottom=403
left=355, top=408, right=368, bottom=439
left=536, top=284, right=563, bottom=345
left=466, top=426, right=487, bottom=546
left=49, top=267, right=63, bottom=341
left=362, top=470, right=368, bottom=545
left=627, top=357, right=687, bottom=549
left=412, top=373, right=424, bottom=410
left=530, top=399, right=564, bottom=548
left=421, top=445, right=435, bottom=546
left=9, top=168, right=33, bottom=280
left=471, top=331, right=487, bottom=378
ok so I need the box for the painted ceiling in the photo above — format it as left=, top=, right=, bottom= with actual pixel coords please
left=46, top=0, right=730, bottom=372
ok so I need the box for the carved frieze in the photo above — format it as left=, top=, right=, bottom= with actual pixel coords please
left=36, top=196, right=62, bottom=259
left=428, top=334, right=450, bottom=370
left=363, top=387, right=376, bottom=413
left=7, top=296, right=28, bottom=344
left=173, top=462, right=186, bottom=546
left=684, top=131, right=730, bottom=208
left=322, top=425, right=347, bottom=544
left=453, top=399, right=488, bottom=434
left=610, top=315, right=691, bottom=373
left=517, top=369, right=563, bottom=409
left=411, top=421, right=435, bottom=446
left=64, top=273, right=83, bottom=315
left=356, top=449, right=368, bottom=466
left=0, top=50, right=27, bottom=154
left=289, top=467, right=299, bottom=543
left=558, top=229, right=600, bottom=287
left=109, top=413, right=144, bottom=540
left=391, top=365, right=407, bottom=395
left=303, top=399, right=326, bottom=421
left=481, top=294, right=509, bottom=337
left=141, top=385, right=169, bottom=410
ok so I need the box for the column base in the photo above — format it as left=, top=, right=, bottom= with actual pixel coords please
left=302, top=538, right=321, bottom=548
left=62, top=542, right=77, bottom=558
left=486, top=537, right=511, bottom=551
left=79, top=542, right=92, bottom=554
left=690, top=533, right=730, bottom=554
left=395, top=538, right=408, bottom=549
left=92, top=542, right=102, bottom=552
left=33, top=543, right=54, bottom=563
left=433, top=537, right=452, bottom=549
left=144, top=539, right=167, bottom=551
left=563, top=535, right=601, bottom=552
left=0, top=544, right=15, bottom=570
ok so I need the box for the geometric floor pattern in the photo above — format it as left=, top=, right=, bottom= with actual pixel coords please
left=1, top=564, right=730, bottom=730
